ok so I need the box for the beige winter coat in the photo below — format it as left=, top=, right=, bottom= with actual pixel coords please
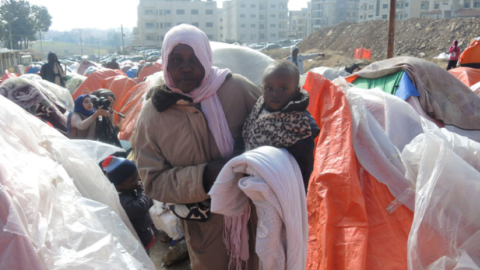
left=134, top=74, right=261, bottom=270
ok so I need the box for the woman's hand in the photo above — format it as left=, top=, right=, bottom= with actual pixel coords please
left=107, top=96, right=115, bottom=107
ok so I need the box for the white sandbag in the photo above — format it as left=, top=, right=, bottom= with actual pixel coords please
left=309, top=66, right=350, bottom=81
left=211, top=41, right=274, bottom=86
left=149, top=200, right=184, bottom=241
left=434, top=52, right=450, bottom=60
left=0, top=95, right=155, bottom=270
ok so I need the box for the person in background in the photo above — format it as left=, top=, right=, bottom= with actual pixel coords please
left=106, top=58, right=120, bottom=70
left=242, top=60, right=320, bottom=192
left=287, top=46, right=324, bottom=74
left=447, top=40, right=461, bottom=70
left=40, top=52, right=66, bottom=87
left=67, top=94, right=111, bottom=140
left=102, top=156, right=155, bottom=255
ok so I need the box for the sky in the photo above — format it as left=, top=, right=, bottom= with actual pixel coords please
left=27, top=0, right=309, bottom=31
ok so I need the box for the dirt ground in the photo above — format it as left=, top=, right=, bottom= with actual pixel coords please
left=150, top=230, right=191, bottom=270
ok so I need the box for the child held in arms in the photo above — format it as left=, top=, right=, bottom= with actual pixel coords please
left=102, top=156, right=156, bottom=255
left=242, top=60, right=320, bottom=192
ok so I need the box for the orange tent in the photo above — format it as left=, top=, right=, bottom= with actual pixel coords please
left=72, top=69, right=125, bottom=100
left=102, top=75, right=138, bottom=124
left=448, top=67, right=480, bottom=87
left=117, top=80, right=151, bottom=141
left=304, top=72, right=413, bottom=270
left=459, top=38, right=480, bottom=68
left=138, top=62, right=162, bottom=82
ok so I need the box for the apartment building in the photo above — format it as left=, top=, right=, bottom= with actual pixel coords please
left=421, top=0, right=480, bottom=18
left=309, top=0, right=359, bottom=32
left=136, top=0, right=219, bottom=48
left=358, top=0, right=423, bottom=21
left=289, top=8, right=309, bottom=39
left=220, top=0, right=289, bottom=44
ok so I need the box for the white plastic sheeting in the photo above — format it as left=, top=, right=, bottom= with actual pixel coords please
left=0, top=95, right=156, bottom=270
left=335, top=78, right=480, bottom=269
left=211, top=41, right=274, bottom=86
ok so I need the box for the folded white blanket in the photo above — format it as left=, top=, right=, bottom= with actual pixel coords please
left=209, top=146, right=308, bottom=270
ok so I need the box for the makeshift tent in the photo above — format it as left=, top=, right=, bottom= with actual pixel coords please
left=72, top=69, right=125, bottom=100
left=138, top=62, right=162, bottom=82
left=126, top=66, right=138, bottom=78
left=0, top=95, right=156, bottom=270
left=354, top=48, right=372, bottom=61
left=25, top=64, right=41, bottom=74
left=66, top=73, right=87, bottom=94
left=102, top=75, right=138, bottom=124
left=448, top=67, right=480, bottom=87
left=1, top=69, right=18, bottom=83
left=76, top=60, right=99, bottom=76
left=459, top=38, right=480, bottom=69
left=304, top=72, right=480, bottom=270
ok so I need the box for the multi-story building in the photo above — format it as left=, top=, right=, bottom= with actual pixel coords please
left=220, top=0, right=289, bottom=44
left=289, top=8, right=309, bottom=39
left=421, top=0, right=480, bottom=19
left=358, top=0, right=423, bottom=21
left=136, top=0, right=219, bottom=48
left=309, top=0, right=359, bottom=33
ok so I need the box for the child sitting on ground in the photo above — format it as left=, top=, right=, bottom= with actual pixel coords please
left=242, top=60, right=320, bottom=191
left=102, top=156, right=155, bottom=254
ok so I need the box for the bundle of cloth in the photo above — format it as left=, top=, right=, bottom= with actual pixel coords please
left=209, top=146, right=308, bottom=270
left=0, top=77, right=71, bottom=135
left=66, top=73, right=87, bottom=94
left=0, top=95, right=155, bottom=270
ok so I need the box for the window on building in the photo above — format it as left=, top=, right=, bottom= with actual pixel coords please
left=241, top=4, right=246, bottom=8
left=220, top=26, right=223, bottom=30
left=191, top=9, right=199, bottom=15
left=270, top=4, right=276, bottom=8
left=260, top=33, right=265, bottom=39
left=369, top=5, right=374, bottom=10
left=259, top=4, right=265, bottom=10
left=145, top=22, right=155, bottom=28
left=270, top=24, right=276, bottom=28
left=240, top=14, right=245, bottom=18
left=434, top=3, right=439, bottom=8
left=270, top=33, right=276, bottom=37
left=475, top=1, right=480, bottom=7
left=270, top=14, right=276, bottom=18
left=146, top=35, right=155, bottom=41
left=220, top=34, right=224, bottom=38
left=251, top=4, right=256, bottom=8
left=206, top=22, right=214, bottom=27
left=464, top=1, right=471, bottom=7
left=176, top=9, right=185, bottom=15
left=260, top=15, right=265, bottom=19
left=166, top=22, right=172, bottom=27
left=382, top=14, right=388, bottom=19
left=240, top=24, right=245, bottom=28
left=368, top=15, right=373, bottom=18
left=404, top=14, right=408, bottom=18
left=165, top=9, right=171, bottom=14
left=279, top=4, right=287, bottom=9
left=160, top=22, right=164, bottom=28
left=405, top=3, right=409, bottom=7
left=383, top=4, right=388, bottom=9
left=177, top=22, right=183, bottom=25
left=207, top=34, right=214, bottom=39
left=206, top=9, right=213, bottom=15
left=159, top=9, right=163, bottom=15
left=145, top=9, right=154, bottom=15
left=259, top=24, right=265, bottom=29
left=220, top=18, right=223, bottom=22
left=251, top=24, right=256, bottom=27
left=161, top=35, right=164, bottom=41
left=192, top=22, right=199, bottom=27
left=251, top=14, right=256, bottom=18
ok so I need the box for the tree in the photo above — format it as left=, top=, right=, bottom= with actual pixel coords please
left=0, top=0, right=51, bottom=49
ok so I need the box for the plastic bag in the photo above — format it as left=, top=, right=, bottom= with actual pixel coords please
left=149, top=200, right=184, bottom=240
left=0, top=95, right=155, bottom=270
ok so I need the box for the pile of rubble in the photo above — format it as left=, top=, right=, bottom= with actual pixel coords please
left=299, top=18, right=480, bottom=60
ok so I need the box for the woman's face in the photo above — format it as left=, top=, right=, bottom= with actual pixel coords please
left=167, top=44, right=205, bottom=93
left=82, top=97, right=93, bottom=111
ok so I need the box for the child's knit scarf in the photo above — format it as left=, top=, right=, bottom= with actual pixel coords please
left=243, top=90, right=312, bottom=151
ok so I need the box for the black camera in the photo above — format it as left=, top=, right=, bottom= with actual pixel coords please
left=92, top=96, right=111, bottom=109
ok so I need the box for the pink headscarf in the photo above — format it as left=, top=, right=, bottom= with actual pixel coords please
left=162, top=24, right=234, bottom=158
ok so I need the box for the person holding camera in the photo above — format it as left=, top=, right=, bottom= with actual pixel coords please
left=67, top=94, right=113, bottom=140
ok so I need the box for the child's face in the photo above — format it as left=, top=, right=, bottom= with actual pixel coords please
left=262, top=69, right=300, bottom=112
left=82, top=97, right=93, bottom=111
left=116, top=171, right=141, bottom=191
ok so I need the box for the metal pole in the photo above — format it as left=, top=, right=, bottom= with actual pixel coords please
left=9, top=23, right=13, bottom=49
left=386, top=0, right=396, bottom=59
left=39, top=31, right=43, bottom=60
left=121, top=24, right=125, bottom=59
left=79, top=29, right=84, bottom=56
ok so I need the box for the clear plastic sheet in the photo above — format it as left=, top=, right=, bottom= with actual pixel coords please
left=335, top=78, right=480, bottom=269
left=0, top=95, right=156, bottom=269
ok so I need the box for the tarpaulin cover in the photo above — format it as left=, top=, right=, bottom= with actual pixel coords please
left=126, top=67, right=138, bottom=78
left=102, top=75, right=138, bottom=124
left=76, top=60, right=99, bottom=76
left=1, top=69, right=18, bottom=83
left=66, top=73, right=87, bottom=94
left=354, top=48, right=372, bottom=61
left=26, top=64, right=41, bottom=74
left=138, top=62, right=162, bottom=82
left=459, top=39, right=480, bottom=68
left=72, top=69, right=125, bottom=100
left=352, top=71, right=420, bottom=101
left=117, top=72, right=165, bottom=141
left=304, top=73, right=413, bottom=270
left=448, top=67, right=480, bottom=87
left=0, top=95, right=156, bottom=270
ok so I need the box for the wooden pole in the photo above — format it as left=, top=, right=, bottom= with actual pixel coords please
left=387, top=0, right=396, bottom=59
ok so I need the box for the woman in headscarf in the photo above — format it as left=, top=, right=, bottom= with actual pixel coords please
left=67, top=94, right=111, bottom=140
left=447, top=40, right=461, bottom=71
left=40, top=52, right=66, bottom=87
left=134, top=24, right=261, bottom=270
